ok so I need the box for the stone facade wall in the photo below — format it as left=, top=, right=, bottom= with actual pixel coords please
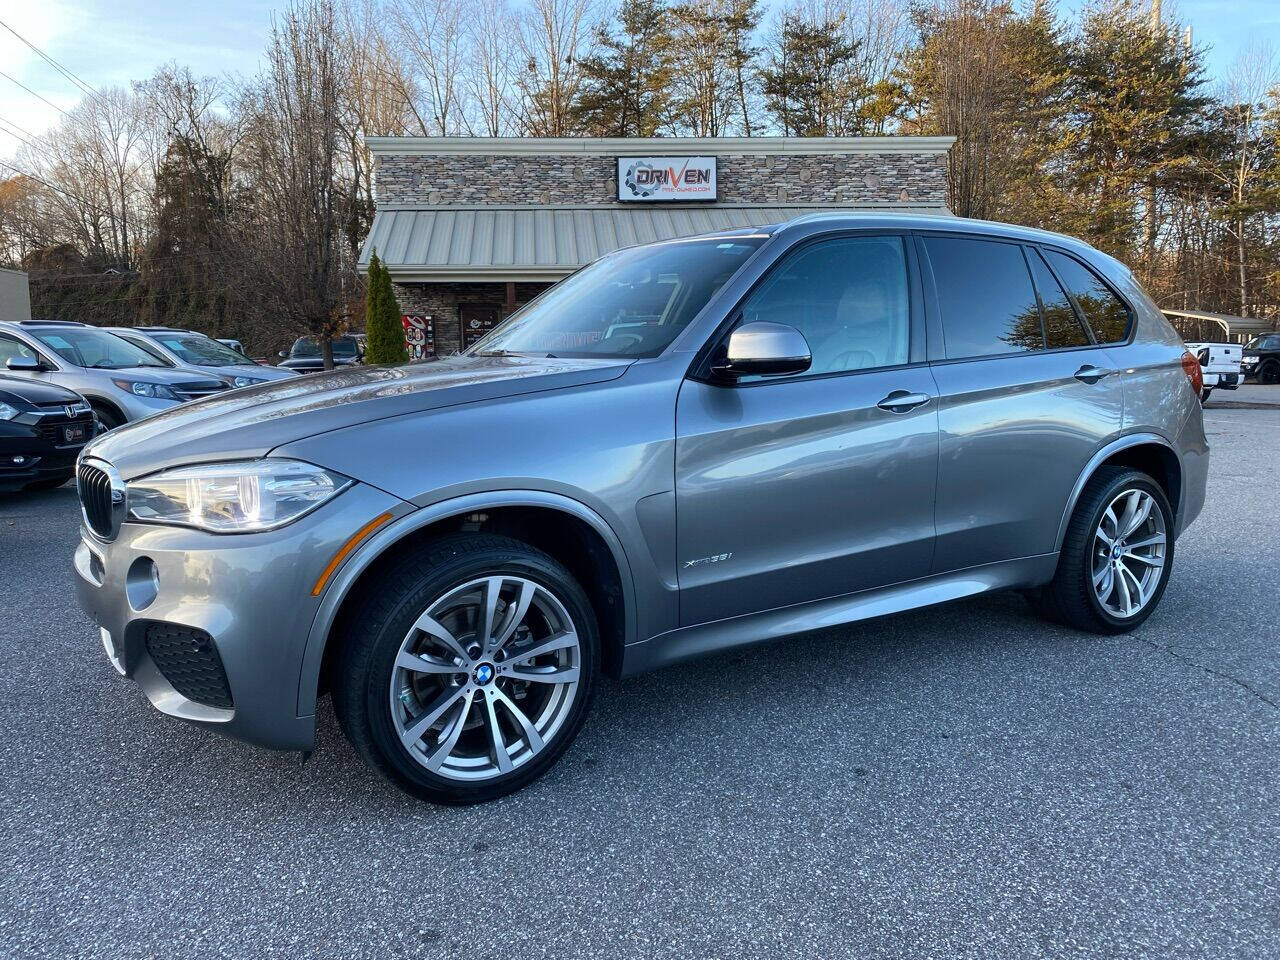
left=394, top=281, right=552, bottom=355
left=377, top=152, right=948, bottom=207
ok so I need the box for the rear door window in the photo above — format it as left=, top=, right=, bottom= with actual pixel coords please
left=923, top=236, right=1044, bottom=358
left=1043, top=250, right=1132, bottom=344
left=1027, top=250, right=1091, bottom=349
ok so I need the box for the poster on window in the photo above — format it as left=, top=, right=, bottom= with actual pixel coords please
left=401, top=315, right=434, bottom=360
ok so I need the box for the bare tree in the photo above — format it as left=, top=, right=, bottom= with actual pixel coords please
left=1215, top=43, right=1278, bottom=315
left=463, top=0, right=520, bottom=136
left=391, top=0, right=467, bottom=135
left=241, top=0, right=349, bottom=369
left=516, top=0, right=600, bottom=136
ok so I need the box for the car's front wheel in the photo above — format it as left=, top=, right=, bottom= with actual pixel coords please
left=1035, top=467, right=1174, bottom=634
left=1259, top=360, right=1280, bottom=385
left=333, top=533, right=598, bottom=805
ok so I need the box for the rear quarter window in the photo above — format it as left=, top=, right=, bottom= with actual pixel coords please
left=1043, top=250, right=1132, bottom=344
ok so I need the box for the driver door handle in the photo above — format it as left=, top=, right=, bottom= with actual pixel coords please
left=1074, top=364, right=1111, bottom=384
left=877, top=390, right=931, bottom=413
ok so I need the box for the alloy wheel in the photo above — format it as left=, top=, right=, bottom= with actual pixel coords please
left=1091, top=488, right=1167, bottom=619
left=389, top=575, right=581, bottom=781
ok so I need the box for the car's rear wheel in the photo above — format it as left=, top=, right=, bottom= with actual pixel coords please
left=333, top=533, right=598, bottom=805
left=1035, top=467, right=1174, bottom=634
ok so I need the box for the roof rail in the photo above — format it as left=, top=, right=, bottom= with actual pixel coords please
left=18, top=319, right=86, bottom=326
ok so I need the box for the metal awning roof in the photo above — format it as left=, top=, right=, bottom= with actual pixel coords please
left=360, top=203, right=949, bottom=282
left=1162, top=308, right=1275, bottom=337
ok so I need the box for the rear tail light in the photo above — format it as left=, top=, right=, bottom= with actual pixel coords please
left=1181, top=350, right=1204, bottom=396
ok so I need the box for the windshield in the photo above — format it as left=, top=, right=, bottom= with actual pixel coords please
left=33, top=327, right=168, bottom=369
left=469, top=236, right=767, bottom=359
left=292, top=337, right=358, bottom=358
left=1245, top=335, right=1278, bottom=350
left=152, top=333, right=253, bottom=367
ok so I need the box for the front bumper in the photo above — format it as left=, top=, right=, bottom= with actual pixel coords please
left=0, top=419, right=95, bottom=491
left=74, top=481, right=406, bottom=750
left=113, top=392, right=183, bottom=422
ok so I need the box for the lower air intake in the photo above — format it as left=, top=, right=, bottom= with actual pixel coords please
left=143, top=624, right=233, bottom=709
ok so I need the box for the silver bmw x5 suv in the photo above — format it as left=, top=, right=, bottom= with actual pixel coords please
left=74, top=214, right=1208, bottom=805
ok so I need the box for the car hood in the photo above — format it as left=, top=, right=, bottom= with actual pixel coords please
left=280, top=356, right=359, bottom=368
left=85, top=354, right=632, bottom=479
left=0, top=374, right=81, bottom=406
left=202, top=363, right=299, bottom=382
left=105, top=366, right=225, bottom=387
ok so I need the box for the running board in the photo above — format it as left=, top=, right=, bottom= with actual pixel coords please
left=620, top=553, right=1059, bottom=676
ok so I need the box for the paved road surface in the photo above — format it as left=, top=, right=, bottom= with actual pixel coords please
left=1, top=408, right=1276, bottom=959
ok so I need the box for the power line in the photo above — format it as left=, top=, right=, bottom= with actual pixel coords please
left=0, top=18, right=95, bottom=97
left=0, top=68, right=67, bottom=116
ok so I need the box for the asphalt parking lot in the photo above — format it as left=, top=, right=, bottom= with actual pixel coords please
left=1, top=406, right=1277, bottom=960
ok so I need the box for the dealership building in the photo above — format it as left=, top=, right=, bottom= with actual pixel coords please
left=359, top=136, right=954, bottom=357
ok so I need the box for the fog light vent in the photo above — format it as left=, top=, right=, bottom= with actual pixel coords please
left=143, top=624, right=233, bottom=709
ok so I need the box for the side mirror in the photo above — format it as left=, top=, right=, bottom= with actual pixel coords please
left=278, top=351, right=288, bottom=359
left=712, top=321, right=811, bottom=380
left=5, top=356, right=41, bottom=372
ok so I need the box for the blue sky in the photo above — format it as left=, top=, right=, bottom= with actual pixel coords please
left=0, top=0, right=1277, bottom=161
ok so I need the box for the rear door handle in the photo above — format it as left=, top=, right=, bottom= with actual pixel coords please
left=877, top=390, right=931, bottom=413
left=1074, top=364, right=1111, bottom=384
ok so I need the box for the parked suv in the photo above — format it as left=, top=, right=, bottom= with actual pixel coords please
left=107, top=327, right=299, bottom=387
left=73, top=214, right=1208, bottom=805
left=1242, top=332, right=1280, bottom=384
left=0, top=321, right=228, bottom=429
left=0, top=374, right=96, bottom=492
left=278, top=335, right=364, bottom=373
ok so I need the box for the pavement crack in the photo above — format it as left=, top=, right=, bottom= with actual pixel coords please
left=1134, top=635, right=1278, bottom=711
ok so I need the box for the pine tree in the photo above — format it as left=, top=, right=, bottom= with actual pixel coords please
left=363, top=250, right=408, bottom=364
left=759, top=14, right=860, bottom=137
left=574, top=0, right=674, bottom=136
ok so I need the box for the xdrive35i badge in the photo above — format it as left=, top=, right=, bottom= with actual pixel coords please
left=683, top=552, right=733, bottom=569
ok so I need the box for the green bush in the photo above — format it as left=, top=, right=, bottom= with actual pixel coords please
left=363, top=249, right=408, bottom=364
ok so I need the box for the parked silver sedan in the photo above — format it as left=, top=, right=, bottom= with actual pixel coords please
left=73, top=213, right=1208, bottom=805
left=108, top=327, right=299, bottom=388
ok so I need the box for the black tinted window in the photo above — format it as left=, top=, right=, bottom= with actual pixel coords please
left=924, top=236, right=1043, bottom=358
left=739, top=235, right=910, bottom=377
left=1028, top=250, right=1091, bottom=348
left=1044, top=251, right=1131, bottom=344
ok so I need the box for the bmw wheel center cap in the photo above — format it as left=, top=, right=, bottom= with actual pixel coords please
left=473, top=662, right=495, bottom=686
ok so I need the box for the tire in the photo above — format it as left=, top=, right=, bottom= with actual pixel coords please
left=332, top=533, right=599, bottom=805
left=91, top=404, right=124, bottom=431
left=24, top=472, right=72, bottom=492
left=1259, top=360, right=1280, bottom=386
left=1035, top=466, right=1174, bottom=635
left=1200, top=388, right=1212, bottom=404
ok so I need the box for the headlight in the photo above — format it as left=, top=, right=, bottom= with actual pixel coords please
left=0, top=402, right=19, bottom=421
left=112, top=379, right=180, bottom=401
left=126, top=459, right=352, bottom=532
left=232, top=375, right=264, bottom=388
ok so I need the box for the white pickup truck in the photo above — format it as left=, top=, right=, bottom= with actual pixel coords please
left=1185, top=342, right=1243, bottom=403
